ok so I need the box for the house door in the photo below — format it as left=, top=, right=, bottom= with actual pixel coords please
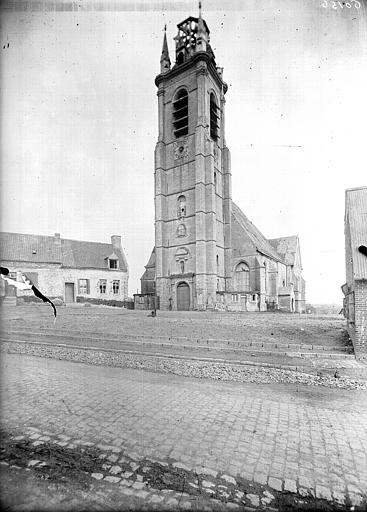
left=65, top=283, right=75, bottom=303
left=177, top=282, right=190, bottom=311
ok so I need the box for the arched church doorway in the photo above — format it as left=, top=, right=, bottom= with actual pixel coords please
left=177, top=282, right=190, bottom=311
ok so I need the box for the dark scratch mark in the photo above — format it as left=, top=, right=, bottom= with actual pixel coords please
left=61, top=399, right=72, bottom=414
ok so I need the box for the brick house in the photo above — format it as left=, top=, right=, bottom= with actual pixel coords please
left=342, top=187, right=367, bottom=358
left=0, top=232, right=129, bottom=305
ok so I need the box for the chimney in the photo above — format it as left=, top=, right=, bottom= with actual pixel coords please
left=111, top=235, right=122, bottom=250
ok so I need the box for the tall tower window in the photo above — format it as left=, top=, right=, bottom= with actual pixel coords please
left=173, top=89, right=188, bottom=138
left=177, top=195, right=186, bottom=218
left=234, top=262, right=250, bottom=292
left=210, top=93, right=219, bottom=141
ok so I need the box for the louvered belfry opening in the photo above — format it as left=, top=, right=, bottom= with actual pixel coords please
left=173, top=89, right=188, bottom=138
left=210, top=93, right=219, bottom=141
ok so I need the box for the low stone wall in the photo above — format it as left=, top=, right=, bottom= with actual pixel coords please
left=2, top=340, right=365, bottom=390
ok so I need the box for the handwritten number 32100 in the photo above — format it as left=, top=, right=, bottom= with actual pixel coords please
left=322, top=1, right=361, bottom=7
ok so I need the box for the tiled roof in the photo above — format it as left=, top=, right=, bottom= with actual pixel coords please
left=345, top=186, right=367, bottom=280
left=140, top=248, right=155, bottom=284
left=0, top=232, right=61, bottom=263
left=61, top=239, right=127, bottom=271
left=0, top=232, right=127, bottom=272
left=268, top=236, right=299, bottom=266
left=231, top=203, right=284, bottom=262
left=145, top=248, right=156, bottom=269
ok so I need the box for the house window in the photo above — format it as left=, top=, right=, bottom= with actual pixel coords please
left=231, top=294, right=239, bottom=302
left=234, top=262, right=250, bottom=292
left=210, top=92, right=219, bottom=141
left=109, top=259, right=118, bottom=269
left=78, top=279, right=89, bottom=294
left=9, top=272, right=17, bottom=281
left=112, top=280, right=120, bottom=294
left=173, top=89, right=188, bottom=138
left=99, top=279, right=107, bottom=294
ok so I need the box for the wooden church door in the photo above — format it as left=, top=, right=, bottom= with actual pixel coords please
left=177, top=282, right=190, bottom=311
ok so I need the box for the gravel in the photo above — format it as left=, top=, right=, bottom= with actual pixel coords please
left=2, top=341, right=366, bottom=390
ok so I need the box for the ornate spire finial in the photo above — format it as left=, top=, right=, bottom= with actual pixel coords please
left=160, top=24, right=171, bottom=73
left=196, top=0, right=208, bottom=52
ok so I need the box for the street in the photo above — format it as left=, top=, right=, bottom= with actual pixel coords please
left=1, top=352, right=366, bottom=510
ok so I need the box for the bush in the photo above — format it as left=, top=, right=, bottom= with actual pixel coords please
left=20, top=295, right=63, bottom=305
left=76, top=296, right=128, bottom=308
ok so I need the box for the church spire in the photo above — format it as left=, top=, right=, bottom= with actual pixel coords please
left=160, top=24, right=171, bottom=73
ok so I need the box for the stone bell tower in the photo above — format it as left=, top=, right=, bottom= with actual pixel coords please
left=154, top=4, right=232, bottom=310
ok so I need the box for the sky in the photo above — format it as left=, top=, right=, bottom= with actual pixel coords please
left=1, top=0, right=366, bottom=303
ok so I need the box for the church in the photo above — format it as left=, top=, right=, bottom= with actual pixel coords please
left=137, top=7, right=306, bottom=313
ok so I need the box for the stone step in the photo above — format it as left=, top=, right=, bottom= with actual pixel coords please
left=1, top=328, right=353, bottom=355
left=1, top=336, right=366, bottom=381
left=0, top=330, right=355, bottom=361
left=1, top=297, right=17, bottom=306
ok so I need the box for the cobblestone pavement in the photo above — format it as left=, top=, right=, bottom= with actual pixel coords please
left=1, top=353, right=367, bottom=510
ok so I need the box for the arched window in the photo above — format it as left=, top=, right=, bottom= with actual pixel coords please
left=173, top=89, right=188, bottom=138
left=177, top=195, right=186, bottom=218
left=210, top=93, right=219, bottom=141
left=234, top=262, right=250, bottom=292
left=175, top=246, right=189, bottom=275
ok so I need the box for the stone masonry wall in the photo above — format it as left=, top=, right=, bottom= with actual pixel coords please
left=62, top=268, right=128, bottom=302
left=0, top=261, right=63, bottom=298
left=0, top=261, right=128, bottom=303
